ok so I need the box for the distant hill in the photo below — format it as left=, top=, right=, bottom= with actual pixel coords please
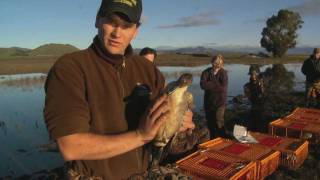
left=29, top=44, right=79, bottom=57
left=157, top=46, right=223, bottom=55
left=1, top=43, right=314, bottom=59
left=154, top=45, right=316, bottom=55
left=0, top=47, right=31, bottom=58
left=0, top=44, right=79, bottom=59
left=287, top=46, right=315, bottom=55
left=175, top=46, right=219, bottom=55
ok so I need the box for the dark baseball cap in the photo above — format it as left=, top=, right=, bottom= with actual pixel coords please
left=248, top=65, right=260, bottom=75
left=97, top=0, right=142, bottom=24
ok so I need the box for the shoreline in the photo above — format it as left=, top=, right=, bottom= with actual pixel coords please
left=0, top=54, right=306, bottom=75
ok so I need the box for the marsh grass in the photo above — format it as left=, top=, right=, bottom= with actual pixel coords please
left=0, top=53, right=307, bottom=75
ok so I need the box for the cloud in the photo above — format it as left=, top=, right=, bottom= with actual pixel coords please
left=247, top=0, right=320, bottom=25
left=202, top=42, right=218, bottom=47
left=288, top=0, right=320, bottom=17
left=156, top=11, right=221, bottom=29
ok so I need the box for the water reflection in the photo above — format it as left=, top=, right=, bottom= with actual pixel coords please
left=0, top=121, right=7, bottom=135
left=260, top=64, right=304, bottom=118
left=262, top=64, right=295, bottom=93
left=0, top=74, right=46, bottom=91
left=232, top=64, right=299, bottom=132
left=0, top=74, right=63, bottom=178
left=0, top=64, right=305, bottom=178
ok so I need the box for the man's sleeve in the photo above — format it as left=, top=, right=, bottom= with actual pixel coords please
left=301, top=60, right=308, bottom=75
left=243, top=83, right=250, bottom=97
left=44, top=56, right=90, bottom=140
left=200, top=70, right=215, bottom=90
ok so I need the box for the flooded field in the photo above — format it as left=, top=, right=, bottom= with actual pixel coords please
left=0, top=63, right=307, bottom=178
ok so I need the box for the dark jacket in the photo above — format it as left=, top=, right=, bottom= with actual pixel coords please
left=301, top=56, right=320, bottom=84
left=244, top=78, right=264, bottom=107
left=200, top=67, right=228, bottom=110
left=44, top=36, right=165, bottom=179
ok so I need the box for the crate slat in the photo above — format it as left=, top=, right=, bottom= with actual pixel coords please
left=176, top=150, right=257, bottom=180
left=250, top=131, right=308, bottom=170
left=199, top=138, right=280, bottom=180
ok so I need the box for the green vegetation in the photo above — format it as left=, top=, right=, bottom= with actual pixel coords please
left=0, top=53, right=308, bottom=75
left=156, top=53, right=308, bottom=66
left=29, top=43, right=79, bottom=57
left=261, top=9, right=304, bottom=58
left=0, top=44, right=79, bottom=59
left=0, top=47, right=31, bottom=58
left=0, top=56, right=57, bottom=75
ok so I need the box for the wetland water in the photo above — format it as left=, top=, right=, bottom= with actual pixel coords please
left=0, top=63, right=304, bottom=177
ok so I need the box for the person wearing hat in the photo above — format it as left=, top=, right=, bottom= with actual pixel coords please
left=301, top=48, right=320, bottom=106
left=200, top=54, right=228, bottom=139
left=243, top=65, right=265, bottom=132
left=139, top=47, right=157, bottom=63
left=43, top=0, right=195, bottom=179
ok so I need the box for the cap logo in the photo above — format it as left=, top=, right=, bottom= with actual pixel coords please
left=113, top=0, right=137, bottom=7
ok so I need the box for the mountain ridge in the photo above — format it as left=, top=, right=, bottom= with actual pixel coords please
left=0, top=44, right=79, bottom=58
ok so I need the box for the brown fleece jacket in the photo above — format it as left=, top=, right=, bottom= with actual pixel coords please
left=44, top=36, right=165, bottom=179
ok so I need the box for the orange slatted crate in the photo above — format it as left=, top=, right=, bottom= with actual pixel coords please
left=176, top=150, right=257, bottom=180
left=199, top=138, right=280, bottom=180
left=249, top=131, right=308, bottom=170
left=285, top=107, right=320, bottom=123
left=269, top=118, right=320, bottom=144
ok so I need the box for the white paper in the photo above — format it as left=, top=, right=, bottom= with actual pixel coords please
left=233, top=125, right=258, bottom=144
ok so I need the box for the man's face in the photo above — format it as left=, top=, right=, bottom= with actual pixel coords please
left=250, top=73, right=258, bottom=81
left=96, top=14, right=139, bottom=55
left=315, top=52, right=320, bottom=60
left=143, top=53, right=155, bottom=62
left=211, top=60, right=222, bottom=71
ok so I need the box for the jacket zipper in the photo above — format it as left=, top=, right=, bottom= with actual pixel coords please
left=116, top=58, right=142, bottom=170
left=116, top=58, right=126, bottom=99
left=131, top=54, right=141, bottom=170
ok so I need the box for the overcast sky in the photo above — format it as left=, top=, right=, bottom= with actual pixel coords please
left=1, top=0, right=320, bottom=49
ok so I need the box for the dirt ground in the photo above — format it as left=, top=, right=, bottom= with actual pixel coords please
left=0, top=57, right=56, bottom=75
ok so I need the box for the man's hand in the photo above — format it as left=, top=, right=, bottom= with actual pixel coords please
left=213, top=68, right=220, bottom=74
left=212, top=62, right=222, bottom=74
left=137, top=94, right=170, bottom=143
left=179, top=109, right=195, bottom=132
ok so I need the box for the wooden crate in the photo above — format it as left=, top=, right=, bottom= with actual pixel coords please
left=249, top=131, right=309, bottom=170
left=199, top=138, right=280, bottom=180
left=285, top=107, right=320, bottom=123
left=176, top=150, right=257, bottom=180
left=269, top=118, right=320, bottom=144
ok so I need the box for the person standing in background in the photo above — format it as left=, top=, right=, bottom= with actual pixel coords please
left=244, top=65, right=265, bottom=132
left=139, top=47, right=157, bottom=63
left=301, top=48, right=320, bottom=107
left=200, top=54, right=228, bottom=138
